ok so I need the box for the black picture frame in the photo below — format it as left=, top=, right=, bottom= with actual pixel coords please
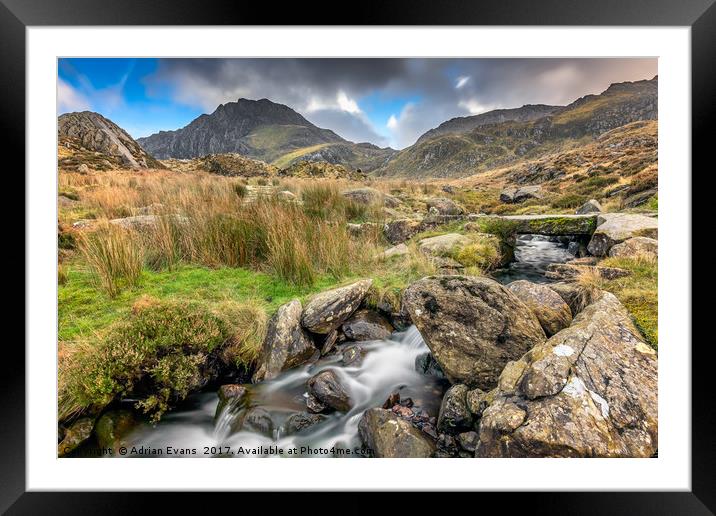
left=5, top=0, right=712, bottom=512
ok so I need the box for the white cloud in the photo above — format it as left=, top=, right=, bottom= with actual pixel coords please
left=57, top=78, right=91, bottom=113
left=455, top=76, right=470, bottom=89
left=336, top=91, right=361, bottom=114
left=458, top=98, right=489, bottom=115
left=386, top=114, right=398, bottom=129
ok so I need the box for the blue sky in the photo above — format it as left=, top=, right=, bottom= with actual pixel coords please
left=58, top=58, right=657, bottom=149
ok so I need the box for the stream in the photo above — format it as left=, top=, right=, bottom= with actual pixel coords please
left=118, top=235, right=574, bottom=457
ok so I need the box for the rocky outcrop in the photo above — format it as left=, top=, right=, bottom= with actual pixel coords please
left=500, top=185, right=543, bottom=204
left=476, top=292, right=658, bottom=458
left=608, top=236, right=658, bottom=259
left=307, top=369, right=352, bottom=412
left=576, top=199, right=602, bottom=214
left=341, top=309, right=393, bottom=342
left=402, top=276, right=546, bottom=389
left=547, top=282, right=601, bottom=316
left=383, top=219, right=423, bottom=245
left=358, top=408, right=436, bottom=457
left=426, top=197, right=465, bottom=216
left=507, top=280, right=573, bottom=336
left=301, top=279, right=372, bottom=334
left=253, top=300, right=317, bottom=382
left=587, top=213, right=658, bottom=256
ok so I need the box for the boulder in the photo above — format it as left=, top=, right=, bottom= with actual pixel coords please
left=425, top=197, right=465, bottom=216
left=94, top=410, right=137, bottom=450
left=358, top=408, right=436, bottom=458
left=465, top=388, right=491, bottom=418
left=414, top=352, right=447, bottom=380
left=252, top=300, right=317, bottom=382
left=307, top=369, right=352, bottom=412
left=476, top=292, right=658, bottom=458
left=418, top=233, right=470, bottom=256
left=608, top=236, right=658, bottom=259
left=476, top=214, right=597, bottom=236
left=277, top=190, right=297, bottom=201
left=500, top=185, right=543, bottom=204
left=341, top=309, right=393, bottom=342
left=239, top=407, right=274, bottom=437
left=547, top=282, right=601, bottom=317
left=342, top=187, right=381, bottom=205
left=214, top=384, right=248, bottom=420
left=402, top=276, right=546, bottom=389
left=437, top=384, right=473, bottom=433
left=306, top=393, right=327, bottom=414
left=575, top=199, right=602, bottom=214
left=283, top=412, right=327, bottom=435
left=507, top=280, right=573, bottom=336
left=383, top=218, right=423, bottom=245
left=587, top=213, right=658, bottom=256
left=378, top=243, right=409, bottom=260
left=545, top=263, right=631, bottom=281
left=301, top=279, right=373, bottom=334
left=342, top=344, right=364, bottom=366
left=457, top=431, right=480, bottom=453
left=58, top=417, right=94, bottom=456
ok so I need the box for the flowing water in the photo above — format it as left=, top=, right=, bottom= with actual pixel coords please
left=120, top=234, right=572, bottom=457
left=123, top=326, right=445, bottom=457
left=491, top=234, right=576, bottom=284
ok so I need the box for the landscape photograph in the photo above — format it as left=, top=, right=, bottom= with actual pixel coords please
left=57, top=57, right=659, bottom=459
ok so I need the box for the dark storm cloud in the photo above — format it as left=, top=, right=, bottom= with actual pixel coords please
left=146, top=58, right=657, bottom=148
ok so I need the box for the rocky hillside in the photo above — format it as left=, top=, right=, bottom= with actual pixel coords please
left=137, top=98, right=395, bottom=171
left=377, top=77, right=657, bottom=178
left=162, top=153, right=279, bottom=177
left=58, top=111, right=164, bottom=170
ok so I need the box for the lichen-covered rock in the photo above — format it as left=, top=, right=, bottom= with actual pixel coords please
left=58, top=417, right=94, bottom=457
left=588, top=213, right=658, bottom=256
left=476, top=292, right=658, bottom=458
left=575, top=199, right=602, bottom=214
left=358, top=408, right=436, bottom=457
left=507, top=280, right=572, bottom=336
left=426, top=197, right=465, bottom=216
left=95, top=410, right=137, bottom=450
left=608, top=236, right=658, bottom=259
left=342, top=187, right=381, bottom=205
left=283, top=412, right=327, bottom=435
left=457, top=431, right=480, bottom=453
left=301, top=279, right=372, bottom=334
left=383, top=219, right=422, bottom=245
left=437, top=384, right=473, bottom=433
left=341, top=309, right=393, bottom=342
left=378, top=243, right=409, bottom=260
left=547, top=282, right=601, bottom=316
left=307, top=369, right=352, bottom=412
left=402, top=276, right=546, bottom=389
left=418, top=233, right=470, bottom=256
left=414, top=351, right=447, bottom=379
left=239, top=407, right=274, bottom=437
left=500, top=185, right=543, bottom=204
left=252, top=300, right=317, bottom=382
left=465, top=388, right=493, bottom=418
left=342, top=344, right=364, bottom=366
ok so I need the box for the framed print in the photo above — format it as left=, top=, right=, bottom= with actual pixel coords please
left=5, top=0, right=714, bottom=511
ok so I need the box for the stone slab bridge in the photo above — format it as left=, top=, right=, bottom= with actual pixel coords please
left=469, top=214, right=598, bottom=236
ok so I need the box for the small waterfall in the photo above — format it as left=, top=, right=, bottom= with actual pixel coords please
left=123, top=325, right=446, bottom=457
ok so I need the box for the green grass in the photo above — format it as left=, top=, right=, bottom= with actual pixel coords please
left=597, top=255, right=658, bottom=349
left=59, top=264, right=347, bottom=342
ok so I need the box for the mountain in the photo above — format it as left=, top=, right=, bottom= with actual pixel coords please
left=376, top=77, right=658, bottom=178
left=58, top=111, right=164, bottom=170
left=416, top=104, right=560, bottom=144
left=137, top=98, right=396, bottom=171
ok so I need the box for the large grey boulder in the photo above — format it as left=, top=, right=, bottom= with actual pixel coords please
left=402, top=276, right=546, bottom=389
left=358, top=408, right=436, bottom=457
left=383, top=218, right=422, bottom=245
left=507, top=280, right=573, bottom=336
left=588, top=213, right=658, bottom=256
left=575, top=199, right=602, bottom=214
left=418, top=233, right=470, bottom=256
left=608, top=236, right=658, bottom=259
left=301, top=279, right=372, bottom=334
left=252, top=300, right=317, bottom=382
left=545, top=263, right=631, bottom=281
left=426, top=197, right=465, bottom=216
left=307, top=369, right=352, bottom=412
left=500, top=185, right=543, bottom=204
left=341, top=309, right=393, bottom=342
left=378, top=243, right=409, bottom=260
left=476, top=292, right=658, bottom=458
left=342, top=187, right=381, bottom=205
